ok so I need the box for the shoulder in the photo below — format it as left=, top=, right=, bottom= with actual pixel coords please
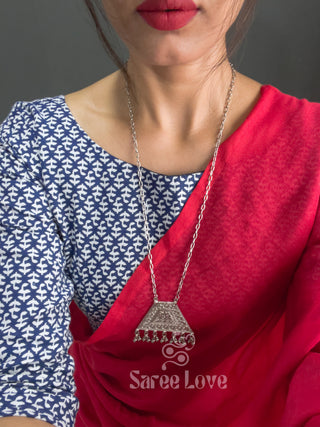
left=235, top=75, right=320, bottom=193
left=243, top=82, right=320, bottom=161
left=259, top=85, right=320, bottom=190
left=0, top=95, right=67, bottom=175
left=237, top=72, right=320, bottom=128
left=270, top=86, right=320, bottom=168
left=259, top=84, right=320, bottom=130
left=0, top=94, right=66, bottom=143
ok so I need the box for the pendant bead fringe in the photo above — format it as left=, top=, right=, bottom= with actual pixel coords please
left=160, top=331, right=168, bottom=343
left=133, top=301, right=195, bottom=345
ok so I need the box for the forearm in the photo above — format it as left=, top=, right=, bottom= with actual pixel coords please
left=0, top=417, right=53, bottom=426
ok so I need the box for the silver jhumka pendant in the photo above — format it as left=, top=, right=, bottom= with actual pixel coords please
left=133, top=300, right=195, bottom=345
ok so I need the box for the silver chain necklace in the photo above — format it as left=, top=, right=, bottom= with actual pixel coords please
left=125, top=63, right=236, bottom=346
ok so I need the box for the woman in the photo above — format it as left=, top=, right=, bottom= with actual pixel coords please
left=0, top=0, right=319, bottom=426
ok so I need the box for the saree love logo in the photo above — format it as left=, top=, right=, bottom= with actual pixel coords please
left=129, top=340, right=228, bottom=390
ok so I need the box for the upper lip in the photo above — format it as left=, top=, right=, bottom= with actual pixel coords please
left=136, top=0, right=199, bottom=11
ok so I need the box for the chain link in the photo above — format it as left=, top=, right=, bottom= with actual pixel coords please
left=125, top=63, right=236, bottom=304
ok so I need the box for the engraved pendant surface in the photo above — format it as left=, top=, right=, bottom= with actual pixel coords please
left=133, top=301, right=195, bottom=345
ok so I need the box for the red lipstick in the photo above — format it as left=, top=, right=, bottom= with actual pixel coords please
left=136, top=0, right=199, bottom=31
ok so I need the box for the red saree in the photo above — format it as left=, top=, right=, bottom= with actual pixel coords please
left=69, top=85, right=320, bottom=427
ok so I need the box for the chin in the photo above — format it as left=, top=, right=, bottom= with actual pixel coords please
left=123, top=23, right=224, bottom=69
left=131, top=38, right=211, bottom=68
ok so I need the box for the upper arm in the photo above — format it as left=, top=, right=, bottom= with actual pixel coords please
left=280, top=196, right=320, bottom=427
left=0, top=103, right=78, bottom=426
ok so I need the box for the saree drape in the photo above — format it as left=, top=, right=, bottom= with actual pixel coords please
left=69, top=85, right=320, bottom=427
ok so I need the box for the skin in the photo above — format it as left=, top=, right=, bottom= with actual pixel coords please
left=63, top=0, right=263, bottom=176
left=0, top=418, right=52, bottom=426
left=1, top=1, right=262, bottom=425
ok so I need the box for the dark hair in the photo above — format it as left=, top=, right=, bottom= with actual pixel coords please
left=84, top=0, right=257, bottom=85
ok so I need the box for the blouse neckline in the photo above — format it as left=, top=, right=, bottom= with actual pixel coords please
left=57, top=84, right=273, bottom=178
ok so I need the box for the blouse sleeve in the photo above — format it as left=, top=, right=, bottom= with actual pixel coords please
left=280, top=197, right=320, bottom=427
left=0, top=103, right=79, bottom=426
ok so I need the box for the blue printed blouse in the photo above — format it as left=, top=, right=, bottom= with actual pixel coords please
left=0, top=96, right=203, bottom=426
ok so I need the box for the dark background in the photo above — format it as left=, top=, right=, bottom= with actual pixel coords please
left=1, top=0, right=319, bottom=121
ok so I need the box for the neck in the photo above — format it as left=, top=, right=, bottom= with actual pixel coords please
left=124, top=55, right=233, bottom=141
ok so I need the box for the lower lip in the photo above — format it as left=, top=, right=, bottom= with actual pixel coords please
left=137, top=10, right=198, bottom=31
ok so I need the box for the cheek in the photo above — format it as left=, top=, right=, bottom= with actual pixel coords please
left=205, top=0, right=244, bottom=29
left=225, top=0, right=246, bottom=26
left=101, top=0, right=136, bottom=39
left=101, top=0, right=125, bottom=24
